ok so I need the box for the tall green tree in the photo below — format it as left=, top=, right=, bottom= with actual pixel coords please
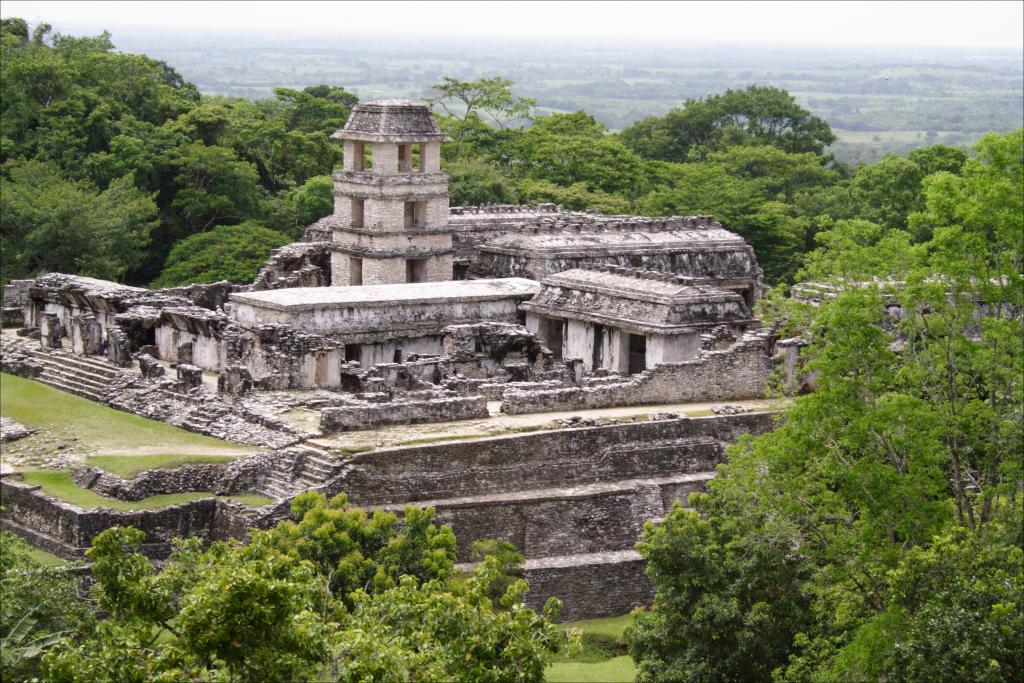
left=620, top=85, right=836, bottom=161
left=626, top=130, right=1024, bottom=682
left=1, top=531, right=93, bottom=682
left=1, top=159, right=157, bottom=282
left=151, top=220, right=291, bottom=287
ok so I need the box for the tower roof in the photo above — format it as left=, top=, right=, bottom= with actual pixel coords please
left=331, top=100, right=450, bottom=142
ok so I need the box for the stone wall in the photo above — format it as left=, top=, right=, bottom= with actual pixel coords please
left=399, top=476, right=710, bottom=562
left=502, top=333, right=773, bottom=415
left=250, top=242, right=331, bottom=290
left=325, top=413, right=773, bottom=507
left=70, top=455, right=273, bottom=502
left=522, top=550, right=653, bottom=622
left=0, top=478, right=259, bottom=558
left=320, top=395, right=489, bottom=432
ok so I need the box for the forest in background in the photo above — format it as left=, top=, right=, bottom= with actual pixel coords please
left=5, top=18, right=1015, bottom=291
left=72, top=23, right=1024, bottom=165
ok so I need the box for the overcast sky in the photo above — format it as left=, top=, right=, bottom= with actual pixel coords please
left=4, top=1, right=1023, bottom=48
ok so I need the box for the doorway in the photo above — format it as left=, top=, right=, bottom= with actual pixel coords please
left=628, top=334, right=647, bottom=375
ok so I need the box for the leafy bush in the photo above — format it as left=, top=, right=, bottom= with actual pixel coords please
left=151, top=220, right=290, bottom=286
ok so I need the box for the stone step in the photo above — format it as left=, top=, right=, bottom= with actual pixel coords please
left=30, top=351, right=122, bottom=379
left=35, top=376, right=103, bottom=402
left=39, top=365, right=105, bottom=387
left=300, top=443, right=333, bottom=458
left=262, top=486, right=292, bottom=500
left=295, top=476, right=327, bottom=488
left=34, top=363, right=117, bottom=390
left=39, top=366, right=108, bottom=392
left=300, top=461, right=337, bottom=478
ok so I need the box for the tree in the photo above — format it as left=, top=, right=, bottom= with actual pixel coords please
left=1, top=530, right=93, bottom=682
left=707, top=145, right=840, bottom=202
left=509, top=112, right=649, bottom=198
left=152, top=220, right=291, bottom=287
left=518, top=179, right=631, bottom=214
left=849, top=155, right=924, bottom=231
left=619, top=85, right=836, bottom=162
left=627, top=130, right=1023, bottom=682
left=167, top=141, right=262, bottom=235
left=44, top=527, right=330, bottom=683
left=636, top=163, right=806, bottom=282
left=907, top=143, right=967, bottom=177
left=265, top=491, right=457, bottom=605
left=428, top=76, right=535, bottom=129
left=40, top=495, right=570, bottom=682
left=1, top=159, right=157, bottom=282
left=332, top=558, right=568, bottom=683
left=444, top=157, right=520, bottom=206
left=274, top=84, right=358, bottom=134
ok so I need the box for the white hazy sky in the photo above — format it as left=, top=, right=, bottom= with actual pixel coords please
left=4, top=1, right=1023, bottom=48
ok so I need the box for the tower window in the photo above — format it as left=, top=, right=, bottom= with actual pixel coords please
left=406, top=258, right=427, bottom=283
left=404, top=201, right=426, bottom=228
left=351, top=197, right=364, bottom=229
left=352, top=142, right=372, bottom=171
left=349, top=257, right=363, bottom=285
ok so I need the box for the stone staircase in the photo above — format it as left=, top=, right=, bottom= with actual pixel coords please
left=261, top=444, right=348, bottom=500
left=23, top=348, right=125, bottom=402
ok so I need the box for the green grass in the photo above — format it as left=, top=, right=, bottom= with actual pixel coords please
left=0, top=373, right=253, bottom=455
left=565, top=614, right=634, bottom=640
left=86, top=454, right=239, bottom=479
left=24, top=546, right=69, bottom=566
left=20, top=470, right=272, bottom=510
left=547, top=655, right=635, bottom=682
left=224, top=493, right=276, bottom=507
left=547, top=612, right=637, bottom=682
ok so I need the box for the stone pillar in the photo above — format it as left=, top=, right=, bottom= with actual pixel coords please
left=137, top=354, right=165, bottom=379
left=75, top=315, right=103, bottom=355
left=107, top=328, right=133, bottom=367
left=39, top=313, right=63, bottom=349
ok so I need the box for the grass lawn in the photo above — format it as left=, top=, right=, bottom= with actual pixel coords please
left=547, top=612, right=637, bottom=682
left=0, top=373, right=255, bottom=457
left=547, top=656, right=635, bottom=683
left=564, top=614, right=635, bottom=641
left=86, top=454, right=239, bottom=479
left=24, top=545, right=69, bottom=566
left=20, top=470, right=272, bottom=510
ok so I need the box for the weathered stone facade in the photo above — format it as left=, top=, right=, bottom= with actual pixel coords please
left=328, top=100, right=454, bottom=285
left=523, top=266, right=758, bottom=374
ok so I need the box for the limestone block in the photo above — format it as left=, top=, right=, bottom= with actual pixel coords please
left=137, top=353, right=165, bottom=379
left=218, top=364, right=253, bottom=395
left=176, top=363, right=203, bottom=391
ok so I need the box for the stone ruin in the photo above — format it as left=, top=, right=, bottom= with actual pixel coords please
left=0, top=100, right=794, bottom=620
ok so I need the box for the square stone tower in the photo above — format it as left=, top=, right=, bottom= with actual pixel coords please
left=329, top=100, right=453, bottom=285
